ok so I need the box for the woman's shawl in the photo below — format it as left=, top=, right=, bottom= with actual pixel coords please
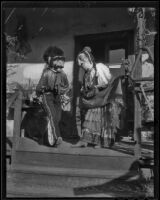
left=80, top=76, right=125, bottom=109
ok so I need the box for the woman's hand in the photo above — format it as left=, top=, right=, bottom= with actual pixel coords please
left=81, top=85, right=99, bottom=99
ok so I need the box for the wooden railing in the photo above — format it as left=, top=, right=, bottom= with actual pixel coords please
left=7, top=91, right=19, bottom=110
left=131, top=46, right=154, bottom=78
left=131, top=57, right=154, bottom=158
left=11, top=91, right=23, bottom=164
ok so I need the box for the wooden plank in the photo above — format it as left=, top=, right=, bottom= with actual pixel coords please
left=7, top=181, right=74, bottom=197
left=7, top=91, right=19, bottom=109
left=130, top=49, right=142, bottom=77
left=11, top=91, right=23, bottom=165
left=16, top=137, right=134, bottom=157
left=9, top=164, right=138, bottom=179
left=7, top=179, right=146, bottom=198
left=12, top=151, right=137, bottom=171
left=9, top=164, right=137, bottom=179
left=133, top=74, right=142, bottom=158
left=133, top=77, right=154, bottom=82
left=6, top=170, right=146, bottom=198
left=133, top=9, right=144, bottom=159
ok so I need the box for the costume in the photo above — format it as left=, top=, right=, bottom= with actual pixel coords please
left=36, top=66, right=69, bottom=143
left=78, top=63, right=124, bottom=147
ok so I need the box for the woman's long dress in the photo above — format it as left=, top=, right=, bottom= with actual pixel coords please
left=79, top=63, right=120, bottom=147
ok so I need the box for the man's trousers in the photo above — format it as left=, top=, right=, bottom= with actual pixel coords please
left=42, top=93, right=62, bottom=140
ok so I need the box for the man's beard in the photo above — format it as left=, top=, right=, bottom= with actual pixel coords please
left=49, top=64, right=63, bottom=72
left=49, top=59, right=63, bottom=69
left=49, top=62, right=63, bottom=69
left=54, top=65, right=63, bottom=69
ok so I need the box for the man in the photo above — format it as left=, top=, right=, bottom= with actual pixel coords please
left=36, top=46, right=69, bottom=147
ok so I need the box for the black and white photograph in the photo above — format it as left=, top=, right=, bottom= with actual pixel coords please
left=2, top=1, right=159, bottom=198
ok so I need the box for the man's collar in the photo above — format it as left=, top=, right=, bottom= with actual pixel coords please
left=47, top=67, right=58, bottom=73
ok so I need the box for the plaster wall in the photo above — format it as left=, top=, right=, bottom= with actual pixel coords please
left=6, top=8, right=135, bottom=84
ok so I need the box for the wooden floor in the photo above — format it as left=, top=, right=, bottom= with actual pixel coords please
left=7, top=170, right=151, bottom=198
left=7, top=136, right=154, bottom=157
left=6, top=136, right=154, bottom=197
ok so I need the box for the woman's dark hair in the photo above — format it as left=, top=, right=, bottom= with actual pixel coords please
left=43, top=46, right=64, bottom=63
left=77, top=46, right=96, bottom=69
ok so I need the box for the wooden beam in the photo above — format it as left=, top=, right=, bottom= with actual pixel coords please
left=133, top=8, right=145, bottom=159
left=133, top=93, right=142, bottom=158
left=131, top=49, right=142, bottom=77
left=11, top=91, right=23, bottom=165
left=133, top=77, right=154, bottom=82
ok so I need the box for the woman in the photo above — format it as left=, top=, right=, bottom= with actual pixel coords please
left=73, top=46, right=115, bottom=148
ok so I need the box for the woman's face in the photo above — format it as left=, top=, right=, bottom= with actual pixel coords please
left=77, top=53, right=93, bottom=71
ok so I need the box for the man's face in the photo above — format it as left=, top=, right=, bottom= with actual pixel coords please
left=49, top=56, right=65, bottom=70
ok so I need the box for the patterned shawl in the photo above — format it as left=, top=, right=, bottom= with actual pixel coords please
left=79, top=76, right=125, bottom=109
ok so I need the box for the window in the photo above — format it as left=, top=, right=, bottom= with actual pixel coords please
left=109, top=48, right=125, bottom=63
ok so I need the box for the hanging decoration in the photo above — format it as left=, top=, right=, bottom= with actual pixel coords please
left=5, top=8, right=51, bottom=60
left=14, top=14, right=32, bottom=60
left=128, top=7, right=156, bottom=48
left=5, top=32, right=18, bottom=51
left=5, top=14, right=32, bottom=61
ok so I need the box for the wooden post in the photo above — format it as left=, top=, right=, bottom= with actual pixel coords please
left=11, top=90, right=23, bottom=165
left=133, top=8, right=145, bottom=158
left=7, top=91, right=19, bottom=110
left=134, top=87, right=142, bottom=158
